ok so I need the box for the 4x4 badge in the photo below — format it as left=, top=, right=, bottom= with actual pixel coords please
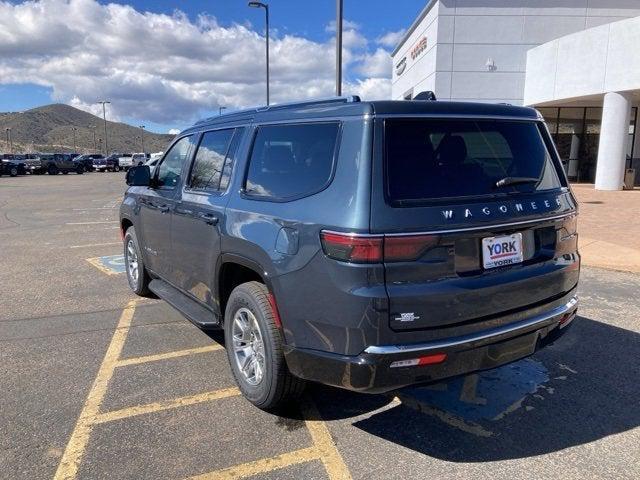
left=395, top=312, right=420, bottom=322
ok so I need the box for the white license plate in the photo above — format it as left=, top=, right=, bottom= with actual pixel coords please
left=482, top=233, right=523, bottom=269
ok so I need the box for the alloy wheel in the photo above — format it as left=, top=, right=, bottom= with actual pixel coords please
left=232, top=308, right=265, bottom=386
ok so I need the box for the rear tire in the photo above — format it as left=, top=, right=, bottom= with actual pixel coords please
left=48, top=165, right=58, bottom=175
left=224, top=281, right=305, bottom=410
left=76, top=166, right=84, bottom=174
left=9, top=167, right=18, bottom=177
left=114, top=165, right=120, bottom=172
left=124, top=227, right=151, bottom=296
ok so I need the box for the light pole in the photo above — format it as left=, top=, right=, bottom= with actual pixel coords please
left=72, top=127, right=78, bottom=152
left=139, top=125, right=145, bottom=153
left=335, top=0, right=343, bottom=96
left=89, top=125, right=97, bottom=152
left=5, top=128, right=11, bottom=154
left=219, top=106, right=226, bottom=116
left=248, top=2, right=269, bottom=105
left=97, top=101, right=110, bottom=155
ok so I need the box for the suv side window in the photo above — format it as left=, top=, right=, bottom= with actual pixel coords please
left=189, top=129, right=235, bottom=191
left=156, top=136, right=195, bottom=189
left=244, top=123, right=340, bottom=200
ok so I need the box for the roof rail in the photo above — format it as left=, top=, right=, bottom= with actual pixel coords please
left=256, top=95, right=361, bottom=112
left=413, top=91, right=437, bottom=101
left=195, top=96, right=361, bottom=125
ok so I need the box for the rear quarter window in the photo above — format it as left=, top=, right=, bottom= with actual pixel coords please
left=385, top=119, right=564, bottom=205
left=244, top=122, right=340, bottom=200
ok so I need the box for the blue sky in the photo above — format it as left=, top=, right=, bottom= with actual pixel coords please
left=0, top=0, right=424, bottom=133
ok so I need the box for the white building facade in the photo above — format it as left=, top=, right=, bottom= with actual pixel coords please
left=391, top=1, right=640, bottom=189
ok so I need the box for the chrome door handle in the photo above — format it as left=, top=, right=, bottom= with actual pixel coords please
left=175, top=207, right=193, bottom=216
left=198, top=212, right=219, bottom=225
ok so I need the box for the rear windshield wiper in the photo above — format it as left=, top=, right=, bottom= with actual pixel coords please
left=495, top=176, right=540, bottom=188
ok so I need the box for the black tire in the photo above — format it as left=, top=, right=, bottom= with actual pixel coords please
left=114, top=165, right=120, bottom=172
left=123, top=227, right=151, bottom=296
left=76, top=166, right=84, bottom=174
left=48, top=165, right=58, bottom=175
left=9, top=167, right=18, bottom=177
left=224, top=281, right=305, bottom=410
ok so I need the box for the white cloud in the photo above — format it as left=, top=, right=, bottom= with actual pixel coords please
left=376, top=29, right=406, bottom=49
left=168, top=128, right=180, bottom=135
left=0, top=0, right=391, bottom=125
left=356, top=48, right=392, bottom=78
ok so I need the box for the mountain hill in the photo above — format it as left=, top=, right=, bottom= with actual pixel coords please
left=0, top=104, right=174, bottom=154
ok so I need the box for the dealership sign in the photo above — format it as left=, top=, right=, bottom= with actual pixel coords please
left=395, top=57, right=407, bottom=76
left=410, top=36, right=427, bottom=60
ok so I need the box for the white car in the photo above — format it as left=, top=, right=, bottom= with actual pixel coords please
left=118, top=153, right=133, bottom=170
left=144, top=156, right=161, bottom=175
left=132, top=152, right=148, bottom=166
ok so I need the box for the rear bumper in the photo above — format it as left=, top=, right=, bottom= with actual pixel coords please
left=284, top=295, right=578, bottom=393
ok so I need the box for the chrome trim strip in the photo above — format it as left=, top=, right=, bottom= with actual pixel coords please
left=323, top=212, right=575, bottom=238
left=364, top=296, right=578, bottom=355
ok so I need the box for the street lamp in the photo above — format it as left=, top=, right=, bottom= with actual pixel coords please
left=89, top=125, right=97, bottom=152
left=97, top=101, right=111, bottom=155
left=139, top=125, right=145, bottom=153
left=5, top=128, right=11, bottom=154
left=248, top=1, right=269, bottom=105
left=335, top=0, right=343, bottom=96
left=219, top=106, right=227, bottom=116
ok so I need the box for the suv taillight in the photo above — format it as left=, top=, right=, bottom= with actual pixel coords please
left=320, top=231, right=439, bottom=263
left=320, top=232, right=383, bottom=263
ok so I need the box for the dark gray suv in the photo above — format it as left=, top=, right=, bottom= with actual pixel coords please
left=120, top=95, right=579, bottom=410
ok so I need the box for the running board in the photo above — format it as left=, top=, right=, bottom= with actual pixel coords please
left=149, top=279, right=220, bottom=330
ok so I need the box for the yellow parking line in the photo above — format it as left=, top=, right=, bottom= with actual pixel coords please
left=93, top=388, right=241, bottom=424
left=302, top=400, right=352, bottom=480
left=115, top=344, right=224, bottom=367
left=54, top=300, right=138, bottom=480
left=85, top=257, right=119, bottom=276
left=187, top=447, right=320, bottom=480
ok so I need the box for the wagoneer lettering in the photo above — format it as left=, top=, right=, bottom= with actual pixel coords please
left=120, top=94, right=579, bottom=410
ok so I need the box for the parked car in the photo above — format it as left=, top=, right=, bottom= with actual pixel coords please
left=120, top=95, right=580, bottom=410
left=74, top=154, right=104, bottom=172
left=143, top=156, right=161, bottom=175
left=21, top=154, right=45, bottom=174
left=132, top=152, right=149, bottom=166
left=0, top=157, right=25, bottom=177
left=118, top=153, right=133, bottom=171
left=40, top=153, right=85, bottom=175
left=94, top=154, right=121, bottom=172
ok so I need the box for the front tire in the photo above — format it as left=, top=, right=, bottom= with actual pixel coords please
left=114, top=165, right=120, bottom=172
left=224, top=282, right=305, bottom=410
left=124, top=227, right=151, bottom=296
left=48, top=165, right=58, bottom=175
left=76, top=166, right=84, bottom=174
left=9, top=167, right=18, bottom=177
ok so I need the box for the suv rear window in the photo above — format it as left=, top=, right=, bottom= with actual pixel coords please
left=245, top=123, right=339, bottom=200
left=385, top=119, right=563, bottom=205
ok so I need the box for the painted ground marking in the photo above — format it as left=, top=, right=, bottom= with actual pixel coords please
left=86, top=254, right=125, bottom=275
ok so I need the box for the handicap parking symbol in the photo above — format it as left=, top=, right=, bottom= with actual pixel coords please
left=86, top=254, right=126, bottom=275
left=399, top=358, right=550, bottom=429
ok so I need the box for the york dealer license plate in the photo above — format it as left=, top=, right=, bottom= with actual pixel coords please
left=482, top=233, right=523, bottom=269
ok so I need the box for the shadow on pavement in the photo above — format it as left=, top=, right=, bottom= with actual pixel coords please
left=305, top=316, right=640, bottom=461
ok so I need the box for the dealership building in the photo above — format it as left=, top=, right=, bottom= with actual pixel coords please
left=391, top=1, right=640, bottom=190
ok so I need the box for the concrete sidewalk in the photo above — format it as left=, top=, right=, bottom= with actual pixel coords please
left=571, top=184, right=640, bottom=274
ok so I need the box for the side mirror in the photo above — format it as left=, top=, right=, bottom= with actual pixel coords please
left=126, top=165, right=151, bottom=186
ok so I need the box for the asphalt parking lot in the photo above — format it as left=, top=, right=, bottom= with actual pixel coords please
left=1, top=173, right=639, bottom=480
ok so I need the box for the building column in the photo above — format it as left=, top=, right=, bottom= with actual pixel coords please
left=595, top=91, right=632, bottom=190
